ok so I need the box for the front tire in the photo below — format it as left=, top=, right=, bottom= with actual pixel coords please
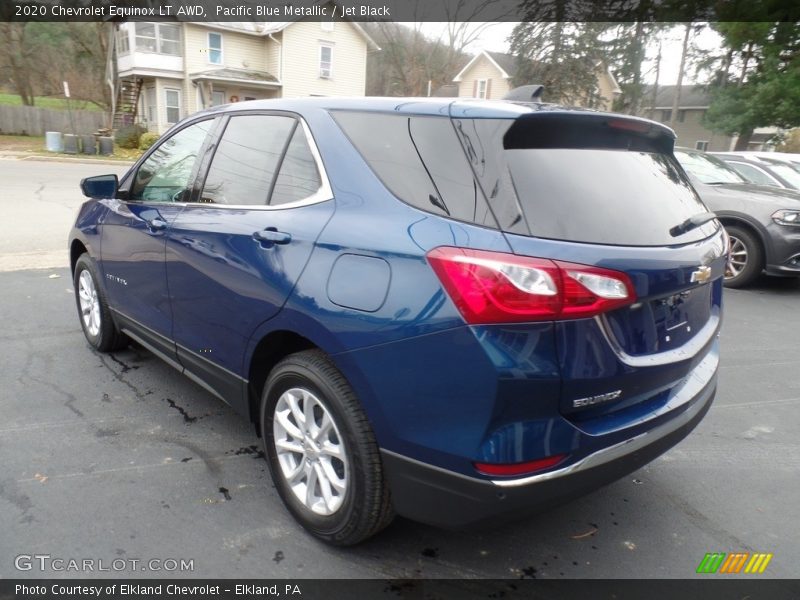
left=73, top=254, right=128, bottom=352
left=261, top=350, right=394, bottom=545
left=724, top=225, right=764, bottom=288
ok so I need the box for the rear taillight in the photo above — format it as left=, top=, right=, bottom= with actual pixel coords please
left=427, top=247, right=636, bottom=324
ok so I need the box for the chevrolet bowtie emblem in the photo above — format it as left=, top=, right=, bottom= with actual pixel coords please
left=691, top=265, right=712, bottom=284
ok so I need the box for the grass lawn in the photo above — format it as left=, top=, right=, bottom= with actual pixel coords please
left=0, top=93, right=101, bottom=112
left=0, top=134, right=140, bottom=161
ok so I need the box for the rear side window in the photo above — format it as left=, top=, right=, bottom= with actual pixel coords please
left=200, top=115, right=295, bottom=205
left=675, top=150, right=745, bottom=185
left=762, top=161, right=800, bottom=188
left=728, top=162, right=779, bottom=186
left=454, top=117, right=718, bottom=246
left=271, top=126, right=323, bottom=206
left=332, top=112, right=497, bottom=228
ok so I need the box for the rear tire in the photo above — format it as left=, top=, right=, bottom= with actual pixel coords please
left=73, top=254, right=128, bottom=352
left=261, top=350, right=394, bottom=545
left=724, top=225, right=763, bottom=288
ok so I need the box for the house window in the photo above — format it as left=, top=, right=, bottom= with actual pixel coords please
left=477, top=79, right=488, bottom=99
left=208, top=32, right=223, bottom=65
left=678, top=109, right=686, bottom=123
left=319, top=45, right=333, bottom=79
left=210, top=91, right=226, bottom=106
left=661, top=109, right=672, bottom=122
left=146, top=87, right=156, bottom=123
left=321, top=20, right=334, bottom=32
left=695, top=140, right=709, bottom=151
left=135, top=23, right=180, bottom=55
left=165, top=88, right=181, bottom=124
left=116, top=28, right=130, bottom=55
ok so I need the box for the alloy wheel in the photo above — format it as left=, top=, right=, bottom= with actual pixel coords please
left=726, top=234, right=748, bottom=279
left=273, top=387, right=349, bottom=516
left=78, top=270, right=101, bottom=337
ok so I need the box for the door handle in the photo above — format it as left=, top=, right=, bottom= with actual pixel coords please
left=253, top=228, right=292, bottom=246
left=146, top=218, right=167, bottom=232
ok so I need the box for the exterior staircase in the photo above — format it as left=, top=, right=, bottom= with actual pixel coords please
left=112, top=78, right=143, bottom=129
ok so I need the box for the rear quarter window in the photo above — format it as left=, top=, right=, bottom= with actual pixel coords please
left=332, top=111, right=497, bottom=229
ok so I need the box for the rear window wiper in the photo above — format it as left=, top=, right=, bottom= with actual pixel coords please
left=670, top=212, right=718, bottom=237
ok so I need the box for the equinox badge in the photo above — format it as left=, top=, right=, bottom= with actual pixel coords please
left=573, top=390, right=622, bottom=408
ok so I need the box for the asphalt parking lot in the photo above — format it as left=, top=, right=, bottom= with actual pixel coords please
left=1, top=159, right=799, bottom=580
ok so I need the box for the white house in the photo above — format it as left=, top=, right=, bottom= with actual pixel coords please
left=114, top=20, right=379, bottom=133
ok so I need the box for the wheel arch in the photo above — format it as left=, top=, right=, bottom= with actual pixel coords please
left=715, top=212, right=770, bottom=265
left=246, top=329, right=318, bottom=434
left=70, top=238, right=89, bottom=274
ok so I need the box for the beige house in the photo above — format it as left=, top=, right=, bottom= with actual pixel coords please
left=640, top=85, right=735, bottom=152
left=452, top=50, right=621, bottom=111
left=114, top=20, right=378, bottom=133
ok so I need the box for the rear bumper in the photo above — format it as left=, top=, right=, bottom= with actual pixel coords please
left=382, top=378, right=715, bottom=529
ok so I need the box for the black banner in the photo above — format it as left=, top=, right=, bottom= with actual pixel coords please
left=2, top=0, right=800, bottom=22
left=2, top=579, right=800, bottom=600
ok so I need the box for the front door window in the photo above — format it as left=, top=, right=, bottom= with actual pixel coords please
left=130, top=120, right=215, bottom=203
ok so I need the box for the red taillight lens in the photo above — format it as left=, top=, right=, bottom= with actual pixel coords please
left=427, top=247, right=636, bottom=324
left=607, top=118, right=652, bottom=133
left=474, top=454, right=568, bottom=477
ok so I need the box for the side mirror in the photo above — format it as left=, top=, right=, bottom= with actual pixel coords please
left=80, top=174, right=118, bottom=199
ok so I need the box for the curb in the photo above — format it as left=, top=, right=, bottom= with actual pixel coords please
left=0, top=152, right=133, bottom=167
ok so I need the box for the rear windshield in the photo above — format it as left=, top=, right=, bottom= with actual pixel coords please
left=454, top=117, right=719, bottom=246
left=507, top=148, right=716, bottom=246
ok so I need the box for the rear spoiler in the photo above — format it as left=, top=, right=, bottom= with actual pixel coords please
left=504, top=112, right=676, bottom=154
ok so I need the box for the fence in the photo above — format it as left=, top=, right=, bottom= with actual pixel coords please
left=0, top=104, right=108, bottom=136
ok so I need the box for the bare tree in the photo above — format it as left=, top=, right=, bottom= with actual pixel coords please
left=509, top=22, right=606, bottom=106
left=0, top=23, right=112, bottom=110
left=669, top=23, right=693, bottom=130
left=0, top=24, right=36, bottom=105
left=365, top=0, right=514, bottom=96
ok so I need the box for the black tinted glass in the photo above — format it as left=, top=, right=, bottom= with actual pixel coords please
left=200, top=115, right=295, bottom=205
left=508, top=149, right=716, bottom=245
left=333, top=111, right=497, bottom=228
left=452, top=118, right=527, bottom=234
left=130, top=120, right=214, bottom=202
left=271, top=126, right=323, bottom=205
left=409, top=117, right=495, bottom=227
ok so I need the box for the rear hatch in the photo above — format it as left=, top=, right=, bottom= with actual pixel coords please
left=450, top=108, right=726, bottom=425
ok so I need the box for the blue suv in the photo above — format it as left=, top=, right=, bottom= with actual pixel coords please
left=70, top=98, right=726, bottom=545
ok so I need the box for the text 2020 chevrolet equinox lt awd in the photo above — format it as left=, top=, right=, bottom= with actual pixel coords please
left=70, top=98, right=726, bottom=545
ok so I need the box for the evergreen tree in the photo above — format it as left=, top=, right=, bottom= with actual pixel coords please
left=508, top=22, right=607, bottom=106
left=704, top=21, right=800, bottom=149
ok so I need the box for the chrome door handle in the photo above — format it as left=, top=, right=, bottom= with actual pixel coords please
left=146, top=218, right=167, bottom=232
left=253, top=228, right=292, bottom=245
